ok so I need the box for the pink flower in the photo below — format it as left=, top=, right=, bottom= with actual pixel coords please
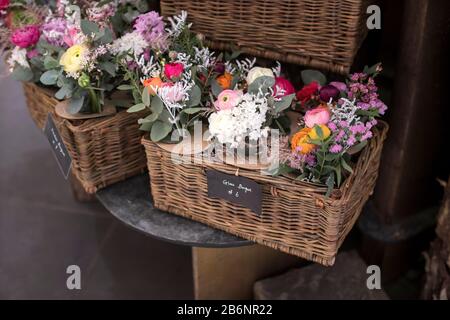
left=10, top=25, right=40, bottom=48
left=26, top=49, right=39, bottom=59
left=273, top=77, right=295, bottom=97
left=0, top=0, right=10, bottom=10
left=304, top=106, right=330, bottom=128
left=63, top=27, right=79, bottom=47
left=214, top=90, right=243, bottom=111
left=163, top=83, right=185, bottom=103
left=329, top=81, right=347, bottom=92
left=164, top=63, right=184, bottom=80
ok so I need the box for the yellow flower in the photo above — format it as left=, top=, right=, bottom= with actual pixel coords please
left=60, top=44, right=88, bottom=73
left=308, top=124, right=331, bottom=140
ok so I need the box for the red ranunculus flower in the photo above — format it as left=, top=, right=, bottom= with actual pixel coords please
left=273, top=77, right=295, bottom=97
left=296, top=81, right=319, bottom=105
left=164, top=62, right=184, bottom=80
left=0, top=0, right=10, bottom=10
left=10, top=25, right=40, bottom=48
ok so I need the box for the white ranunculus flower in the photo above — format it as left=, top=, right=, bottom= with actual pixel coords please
left=208, top=110, right=236, bottom=144
left=245, top=67, right=274, bottom=85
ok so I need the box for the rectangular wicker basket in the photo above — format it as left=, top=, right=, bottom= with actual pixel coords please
left=142, top=122, right=388, bottom=266
left=22, top=82, right=58, bottom=130
left=54, top=111, right=148, bottom=194
left=161, top=0, right=370, bottom=74
left=22, top=82, right=147, bottom=193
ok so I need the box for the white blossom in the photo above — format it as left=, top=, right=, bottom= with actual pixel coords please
left=166, top=10, right=191, bottom=38
left=209, top=91, right=270, bottom=148
left=7, top=47, right=30, bottom=72
left=193, top=47, right=215, bottom=72
left=111, top=32, right=149, bottom=58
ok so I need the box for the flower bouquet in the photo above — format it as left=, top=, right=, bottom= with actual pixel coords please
left=116, top=10, right=213, bottom=144
left=207, top=60, right=295, bottom=166
left=275, top=64, right=388, bottom=195
left=2, top=1, right=149, bottom=128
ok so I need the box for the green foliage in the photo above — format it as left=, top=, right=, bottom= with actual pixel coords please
left=301, top=69, right=327, bottom=86
left=150, top=121, right=172, bottom=142
left=40, top=70, right=59, bottom=85
left=11, top=66, right=33, bottom=82
left=248, top=76, right=276, bottom=95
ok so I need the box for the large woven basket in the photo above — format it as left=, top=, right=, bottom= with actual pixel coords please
left=55, top=110, right=147, bottom=194
left=161, top=0, right=369, bottom=74
left=22, top=82, right=58, bottom=130
left=142, top=122, right=388, bottom=266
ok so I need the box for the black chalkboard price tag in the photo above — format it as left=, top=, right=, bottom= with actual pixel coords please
left=44, top=113, right=72, bottom=179
left=206, top=169, right=262, bottom=215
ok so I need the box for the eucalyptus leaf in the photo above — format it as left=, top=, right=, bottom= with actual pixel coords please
left=211, top=79, right=223, bottom=97
left=40, top=70, right=59, bottom=85
left=150, top=121, right=172, bottom=142
left=301, top=69, right=327, bottom=86
left=68, top=95, right=85, bottom=114
left=117, top=84, right=133, bottom=90
left=142, top=87, right=150, bottom=107
left=80, top=19, right=100, bottom=36
left=11, top=66, right=33, bottom=82
left=138, top=113, right=159, bottom=124
left=187, top=85, right=201, bottom=107
left=99, top=61, right=116, bottom=76
left=158, top=109, right=172, bottom=124
left=248, top=76, right=276, bottom=94
left=43, top=56, right=59, bottom=69
left=127, top=103, right=146, bottom=113
left=139, top=122, right=153, bottom=132
left=182, top=107, right=203, bottom=114
left=55, top=84, right=72, bottom=100
left=98, top=28, right=113, bottom=44
left=274, top=94, right=295, bottom=113
left=150, top=96, right=163, bottom=114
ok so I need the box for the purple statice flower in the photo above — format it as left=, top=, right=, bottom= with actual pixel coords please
left=42, top=18, right=67, bottom=47
left=346, top=135, right=356, bottom=147
left=329, top=144, right=343, bottom=154
left=350, top=123, right=366, bottom=135
left=335, top=130, right=346, bottom=142
left=134, top=11, right=166, bottom=46
left=328, top=122, right=337, bottom=131
left=361, top=131, right=373, bottom=141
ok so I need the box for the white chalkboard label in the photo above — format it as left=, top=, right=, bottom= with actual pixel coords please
left=206, top=169, right=262, bottom=215
left=44, top=113, right=72, bottom=179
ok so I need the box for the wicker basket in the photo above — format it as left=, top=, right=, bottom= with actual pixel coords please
left=55, top=110, right=147, bottom=194
left=142, top=122, right=388, bottom=266
left=22, top=82, right=58, bottom=130
left=161, top=0, right=369, bottom=74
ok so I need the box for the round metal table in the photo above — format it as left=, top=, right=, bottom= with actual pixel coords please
left=96, top=173, right=299, bottom=299
left=96, top=173, right=251, bottom=248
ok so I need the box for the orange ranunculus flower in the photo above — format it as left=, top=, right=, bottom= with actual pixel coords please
left=216, top=72, right=233, bottom=89
left=143, top=77, right=163, bottom=95
left=308, top=124, right=331, bottom=140
left=291, top=128, right=315, bottom=154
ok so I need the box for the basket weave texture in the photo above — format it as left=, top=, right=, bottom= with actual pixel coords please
left=22, top=82, right=58, bottom=130
left=161, top=0, right=369, bottom=74
left=54, top=110, right=148, bottom=194
left=143, top=122, right=388, bottom=266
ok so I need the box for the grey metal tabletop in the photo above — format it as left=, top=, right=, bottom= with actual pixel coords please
left=96, top=174, right=252, bottom=248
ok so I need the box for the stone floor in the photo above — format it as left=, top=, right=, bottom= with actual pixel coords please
left=0, top=72, right=194, bottom=299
